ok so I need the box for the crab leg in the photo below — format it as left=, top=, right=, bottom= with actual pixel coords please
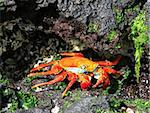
left=102, top=77, right=110, bottom=89
left=31, top=71, right=67, bottom=89
left=92, top=71, right=109, bottom=88
left=60, top=52, right=84, bottom=57
left=62, top=73, right=77, bottom=97
left=95, top=55, right=122, bottom=66
left=30, top=61, right=58, bottom=72
left=103, top=67, right=121, bottom=75
left=28, top=65, right=63, bottom=77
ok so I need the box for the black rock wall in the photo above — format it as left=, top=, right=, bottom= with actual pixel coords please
left=0, top=0, right=148, bottom=81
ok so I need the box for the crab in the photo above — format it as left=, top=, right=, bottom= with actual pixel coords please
left=28, top=52, right=121, bottom=97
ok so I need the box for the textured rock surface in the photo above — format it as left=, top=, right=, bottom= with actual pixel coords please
left=0, top=1, right=149, bottom=112
left=57, top=0, right=115, bottom=35
left=12, top=108, right=50, bottom=113
left=0, top=0, right=148, bottom=82
left=0, top=18, right=30, bottom=56
left=146, top=1, right=150, bottom=41
left=1, top=0, right=145, bottom=35
left=64, top=96, right=109, bottom=113
left=0, top=18, right=69, bottom=80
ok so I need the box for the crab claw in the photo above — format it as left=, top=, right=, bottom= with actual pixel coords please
left=92, top=74, right=109, bottom=88
left=78, top=74, right=92, bottom=89
left=92, top=67, right=121, bottom=89
left=92, top=68, right=110, bottom=88
left=80, top=81, right=91, bottom=89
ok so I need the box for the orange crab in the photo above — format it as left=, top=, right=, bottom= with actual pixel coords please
left=28, top=52, right=121, bottom=97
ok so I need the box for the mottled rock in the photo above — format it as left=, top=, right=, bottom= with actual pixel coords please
left=0, top=18, right=29, bottom=56
left=64, top=96, right=109, bottom=113
left=13, top=108, right=50, bottom=113
left=0, top=17, right=69, bottom=80
left=57, top=0, right=116, bottom=36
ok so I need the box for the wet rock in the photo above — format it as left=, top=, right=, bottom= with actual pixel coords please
left=64, top=96, right=109, bottom=113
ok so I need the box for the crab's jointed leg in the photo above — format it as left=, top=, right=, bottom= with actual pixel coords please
left=103, top=67, right=121, bottom=75
left=60, top=52, right=84, bottom=57
left=62, top=72, right=77, bottom=97
left=62, top=73, right=92, bottom=97
left=28, top=64, right=63, bottom=77
left=31, top=71, right=67, bottom=89
left=30, top=61, right=58, bottom=72
left=92, top=70, right=109, bottom=88
left=102, top=77, right=110, bottom=89
left=95, top=55, right=122, bottom=66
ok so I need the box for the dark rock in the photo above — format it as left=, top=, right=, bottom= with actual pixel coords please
left=64, top=96, right=109, bottom=113
left=145, top=1, right=150, bottom=41
left=4, top=0, right=17, bottom=11
left=0, top=18, right=30, bottom=56
left=113, top=0, right=135, bottom=8
left=12, top=108, right=50, bottom=113
left=57, top=0, right=116, bottom=36
left=119, top=47, right=150, bottom=99
left=36, top=0, right=57, bottom=10
left=0, top=18, right=69, bottom=80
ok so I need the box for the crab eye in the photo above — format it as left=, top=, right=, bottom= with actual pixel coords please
left=83, top=71, right=90, bottom=74
left=80, top=65, right=86, bottom=69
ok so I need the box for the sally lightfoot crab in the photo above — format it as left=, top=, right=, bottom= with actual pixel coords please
left=28, top=52, right=122, bottom=97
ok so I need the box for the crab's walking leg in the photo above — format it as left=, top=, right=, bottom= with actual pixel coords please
left=31, top=71, right=67, bottom=88
left=60, top=52, right=84, bottom=57
left=62, top=73, right=77, bottom=97
left=103, top=67, right=121, bottom=75
left=30, top=61, right=58, bottom=72
left=102, top=78, right=110, bottom=89
left=28, top=65, right=63, bottom=77
left=92, top=72, right=109, bottom=88
left=95, top=55, right=122, bottom=66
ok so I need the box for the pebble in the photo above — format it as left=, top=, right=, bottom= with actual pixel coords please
left=126, top=108, right=134, bottom=113
left=51, top=105, right=60, bottom=113
left=17, top=87, right=21, bottom=90
left=146, top=80, right=149, bottom=84
left=35, top=87, right=43, bottom=92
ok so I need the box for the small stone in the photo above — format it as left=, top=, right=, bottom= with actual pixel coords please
left=17, top=87, right=21, bottom=90
left=73, top=46, right=80, bottom=51
left=126, top=108, right=134, bottom=113
left=146, top=80, right=149, bottom=84
left=43, top=56, right=53, bottom=63
left=51, top=105, right=60, bottom=113
left=142, top=80, right=145, bottom=83
left=35, top=87, right=43, bottom=92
